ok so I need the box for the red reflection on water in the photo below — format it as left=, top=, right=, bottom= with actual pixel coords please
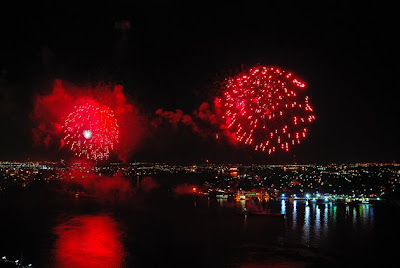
left=53, top=215, right=126, bottom=268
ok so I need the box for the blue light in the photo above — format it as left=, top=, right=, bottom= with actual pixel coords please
left=281, top=193, right=285, bottom=197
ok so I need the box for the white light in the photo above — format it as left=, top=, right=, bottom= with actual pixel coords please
left=83, top=130, right=92, bottom=139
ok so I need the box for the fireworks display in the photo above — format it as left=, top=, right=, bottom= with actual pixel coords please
left=31, top=80, right=144, bottom=162
left=215, top=65, right=316, bottom=154
left=63, top=102, right=119, bottom=160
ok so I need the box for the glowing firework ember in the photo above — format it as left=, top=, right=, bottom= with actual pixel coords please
left=83, top=130, right=93, bottom=139
left=63, top=103, right=119, bottom=160
left=216, top=65, right=316, bottom=154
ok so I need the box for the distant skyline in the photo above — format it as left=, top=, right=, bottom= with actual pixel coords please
left=0, top=1, right=398, bottom=163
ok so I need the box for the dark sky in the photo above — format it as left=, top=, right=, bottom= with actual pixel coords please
left=0, top=1, right=398, bottom=163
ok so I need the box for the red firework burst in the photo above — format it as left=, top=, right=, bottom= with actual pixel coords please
left=215, top=65, right=316, bottom=154
left=63, top=103, right=119, bottom=160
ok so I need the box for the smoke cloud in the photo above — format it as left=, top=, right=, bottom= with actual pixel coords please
left=31, top=79, right=146, bottom=162
left=173, top=183, right=198, bottom=195
left=155, top=101, right=237, bottom=144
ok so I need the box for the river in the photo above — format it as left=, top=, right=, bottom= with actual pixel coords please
left=1, top=183, right=399, bottom=267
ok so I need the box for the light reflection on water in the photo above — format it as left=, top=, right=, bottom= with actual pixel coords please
left=279, top=200, right=376, bottom=247
left=292, top=200, right=297, bottom=229
left=280, top=200, right=286, bottom=215
left=218, top=198, right=376, bottom=249
left=303, top=203, right=311, bottom=244
left=51, top=199, right=379, bottom=267
left=53, top=214, right=126, bottom=268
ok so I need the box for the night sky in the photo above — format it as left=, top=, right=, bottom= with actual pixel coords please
left=0, top=1, right=398, bottom=163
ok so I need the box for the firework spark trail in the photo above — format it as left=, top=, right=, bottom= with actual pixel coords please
left=63, top=102, right=119, bottom=161
left=155, top=65, right=315, bottom=154
left=31, top=79, right=145, bottom=162
left=215, top=65, right=316, bottom=154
